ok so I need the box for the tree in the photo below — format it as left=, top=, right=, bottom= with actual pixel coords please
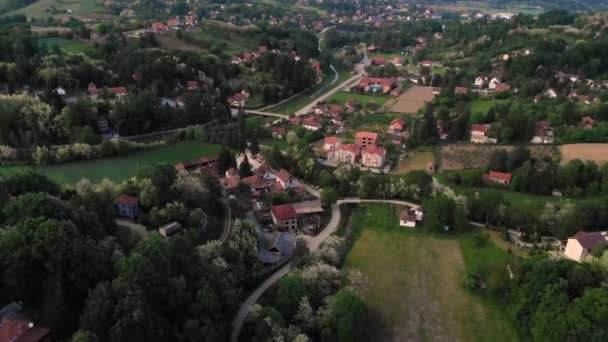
left=488, top=149, right=508, bottom=172
left=321, top=187, right=338, bottom=206
left=250, top=136, right=260, bottom=155
left=238, top=156, right=253, bottom=178
left=333, top=290, right=368, bottom=342
left=79, top=282, right=114, bottom=340
left=217, top=145, right=236, bottom=175
left=276, top=274, right=306, bottom=319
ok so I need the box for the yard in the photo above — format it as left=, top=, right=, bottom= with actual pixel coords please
left=38, top=37, right=92, bottom=54
left=390, top=149, right=434, bottom=175
left=0, top=141, right=220, bottom=186
left=345, top=204, right=516, bottom=342
left=327, top=91, right=390, bottom=107
left=471, top=99, right=509, bottom=119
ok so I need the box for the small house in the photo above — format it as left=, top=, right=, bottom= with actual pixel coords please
left=276, top=169, right=298, bottom=189
left=388, top=118, right=406, bottom=134
left=488, top=171, right=512, bottom=185
left=114, top=195, right=140, bottom=220
left=564, top=231, right=608, bottom=262
left=399, top=206, right=424, bottom=227
left=361, top=145, right=386, bottom=169
left=159, top=221, right=183, bottom=238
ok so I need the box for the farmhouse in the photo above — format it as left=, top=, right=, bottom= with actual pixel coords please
left=114, top=195, right=140, bottom=220
left=531, top=121, right=554, bottom=144
left=488, top=171, right=512, bottom=185
left=361, top=145, right=386, bottom=169
left=470, top=124, right=496, bottom=144
left=388, top=118, right=406, bottom=134
left=271, top=204, right=298, bottom=231
left=564, top=231, right=608, bottom=262
left=399, top=206, right=424, bottom=227
left=328, top=144, right=359, bottom=165
left=355, top=131, right=378, bottom=147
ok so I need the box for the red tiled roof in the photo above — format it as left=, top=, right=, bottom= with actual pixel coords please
left=455, top=86, right=468, bottom=94
left=324, top=136, right=342, bottom=145
left=229, top=93, right=247, bottom=103
left=390, top=118, right=405, bottom=129
left=152, top=22, right=167, bottom=30
left=272, top=127, right=285, bottom=134
left=303, top=117, right=321, bottom=128
left=471, top=124, right=490, bottom=134
left=494, top=84, right=511, bottom=92
left=272, top=204, right=297, bottom=220
left=534, top=121, right=551, bottom=137
left=574, top=231, right=608, bottom=250
left=290, top=117, right=302, bottom=125
left=108, top=86, right=127, bottom=95
left=337, top=143, right=360, bottom=155
left=400, top=208, right=417, bottom=222
left=255, top=164, right=273, bottom=175
left=114, top=194, right=138, bottom=206
left=222, top=176, right=239, bottom=189
left=277, top=169, right=291, bottom=183
left=359, top=77, right=398, bottom=87
left=488, top=171, right=512, bottom=182
left=362, top=145, right=386, bottom=157
left=355, top=131, right=378, bottom=140
left=242, top=175, right=265, bottom=189
left=187, top=80, right=198, bottom=89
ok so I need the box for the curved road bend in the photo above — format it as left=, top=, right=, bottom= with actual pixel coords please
left=231, top=199, right=421, bottom=341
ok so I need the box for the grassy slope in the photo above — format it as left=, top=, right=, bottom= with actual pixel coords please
left=0, top=141, right=220, bottom=186
left=5, top=0, right=109, bottom=18
left=345, top=204, right=515, bottom=342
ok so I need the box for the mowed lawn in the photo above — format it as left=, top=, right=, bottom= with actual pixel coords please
left=391, top=150, right=434, bottom=175
left=39, top=37, right=92, bottom=54
left=327, top=91, right=390, bottom=107
left=345, top=204, right=516, bottom=342
left=0, top=141, right=220, bottom=186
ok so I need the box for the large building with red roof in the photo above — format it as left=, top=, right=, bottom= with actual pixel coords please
left=358, top=77, right=398, bottom=93
left=361, top=145, right=386, bottom=169
left=355, top=131, right=378, bottom=147
left=328, top=144, right=359, bottom=165
left=271, top=204, right=298, bottom=231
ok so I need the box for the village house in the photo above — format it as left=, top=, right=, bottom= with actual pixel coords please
left=563, top=231, right=608, bottom=262
left=371, top=56, right=386, bottom=66
left=259, top=230, right=296, bottom=264
left=228, top=92, right=248, bottom=107
left=581, top=116, right=596, bottom=129
left=242, top=175, right=268, bottom=194
left=358, top=77, right=398, bottom=94
left=108, top=86, right=127, bottom=98
left=488, top=171, right=512, bottom=185
left=328, top=144, right=359, bottom=165
left=276, top=169, right=298, bottom=190
left=392, top=56, right=404, bottom=66
left=302, top=116, right=322, bottom=131
left=272, top=127, right=285, bottom=139
left=545, top=88, right=558, bottom=98
left=493, top=84, right=511, bottom=93
left=271, top=204, right=298, bottom=231
left=323, top=136, right=342, bottom=150
left=290, top=117, right=302, bottom=125
left=327, top=104, right=344, bottom=115
left=470, top=124, right=496, bottom=144
left=114, top=194, right=140, bottom=220
left=167, top=18, right=180, bottom=29
left=355, top=131, right=378, bottom=147
left=175, top=156, right=219, bottom=173
left=151, top=22, right=168, bottom=34
left=388, top=118, right=405, bottom=135
left=488, top=77, right=501, bottom=90
left=0, top=316, right=50, bottom=342
left=187, top=80, right=199, bottom=90
left=420, top=60, right=433, bottom=68
left=254, top=164, right=276, bottom=182
left=399, top=206, right=424, bottom=227
left=455, top=86, right=469, bottom=95
left=436, top=120, right=448, bottom=140
left=221, top=175, right=239, bottom=193
left=361, top=145, right=386, bottom=169
left=474, top=76, right=488, bottom=88
left=159, top=221, right=183, bottom=238
left=531, top=121, right=554, bottom=144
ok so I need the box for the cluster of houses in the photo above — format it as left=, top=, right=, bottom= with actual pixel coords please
left=325, top=131, right=387, bottom=170
left=221, top=164, right=301, bottom=198
left=474, top=76, right=512, bottom=94
left=469, top=121, right=555, bottom=145
left=149, top=14, right=200, bottom=34
left=356, top=77, right=401, bottom=96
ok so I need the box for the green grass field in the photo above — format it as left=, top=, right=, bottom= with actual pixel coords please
left=189, top=29, right=258, bottom=56
left=471, top=99, right=509, bottom=117
left=5, top=0, right=110, bottom=18
left=345, top=204, right=516, bottom=341
left=327, top=91, right=390, bottom=107
left=0, top=141, right=220, bottom=186
left=39, top=37, right=92, bottom=54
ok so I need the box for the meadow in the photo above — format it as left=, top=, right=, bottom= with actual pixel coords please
left=344, top=204, right=517, bottom=342
left=0, top=141, right=220, bottom=186
left=39, top=37, right=92, bottom=54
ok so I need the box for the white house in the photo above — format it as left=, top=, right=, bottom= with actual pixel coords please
left=474, top=76, right=487, bottom=88
left=399, top=206, right=424, bottom=227
left=488, top=77, right=501, bottom=90
left=276, top=169, right=298, bottom=189
left=545, top=88, right=558, bottom=98
left=563, top=231, right=608, bottom=262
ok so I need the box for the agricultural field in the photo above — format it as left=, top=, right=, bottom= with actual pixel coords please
left=560, top=143, right=608, bottom=165
left=345, top=204, right=516, bottom=342
left=0, top=141, right=220, bottom=186
left=5, top=0, right=111, bottom=19
left=439, top=144, right=557, bottom=170
left=388, top=85, right=435, bottom=114
left=390, top=149, right=434, bottom=175
left=38, top=37, right=92, bottom=54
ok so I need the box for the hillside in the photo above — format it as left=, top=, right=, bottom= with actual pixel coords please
left=427, top=0, right=608, bottom=12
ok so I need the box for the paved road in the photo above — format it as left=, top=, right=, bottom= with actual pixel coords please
left=243, top=109, right=289, bottom=119
left=219, top=200, right=233, bottom=243
left=230, top=198, right=420, bottom=341
left=294, top=74, right=363, bottom=116
left=115, top=219, right=148, bottom=239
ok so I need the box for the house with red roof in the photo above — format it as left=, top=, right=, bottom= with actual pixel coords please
left=167, top=18, right=180, bottom=29
left=488, top=171, right=512, bottom=185
left=328, top=104, right=344, bottom=115
left=228, top=93, right=248, bottom=107
left=437, top=120, right=448, bottom=140
left=388, top=118, right=406, bottom=134
left=420, top=60, right=433, bottom=68
left=0, top=317, right=50, bottom=342
left=271, top=204, right=298, bottom=231
left=493, top=83, right=511, bottom=93
left=289, top=117, right=302, bottom=125
left=302, top=116, right=322, bottom=131
left=361, top=145, right=386, bottom=169
left=455, top=86, right=469, bottom=95
left=311, top=59, right=321, bottom=74
left=328, top=144, right=359, bottom=165
left=581, top=116, right=596, bottom=129
left=358, top=77, right=398, bottom=93
left=470, top=124, right=496, bottom=144
left=272, top=127, right=285, bottom=139
left=564, top=231, right=608, bottom=262
left=324, top=136, right=342, bottom=151
left=276, top=169, right=298, bottom=189
left=114, top=194, right=140, bottom=220
left=392, top=56, right=404, bottom=66
left=242, top=175, right=267, bottom=191
left=355, top=131, right=378, bottom=147
left=175, top=156, right=219, bottom=173
left=258, top=45, right=268, bottom=53
left=221, top=176, right=239, bottom=193
left=371, top=56, right=386, bottom=66
left=108, top=86, right=127, bottom=98
left=187, top=80, right=199, bottom=90
left=151, top=22, right=168, bottom=34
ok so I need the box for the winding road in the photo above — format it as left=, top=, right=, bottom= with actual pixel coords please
left=230, top=198, right=420, bottom=341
